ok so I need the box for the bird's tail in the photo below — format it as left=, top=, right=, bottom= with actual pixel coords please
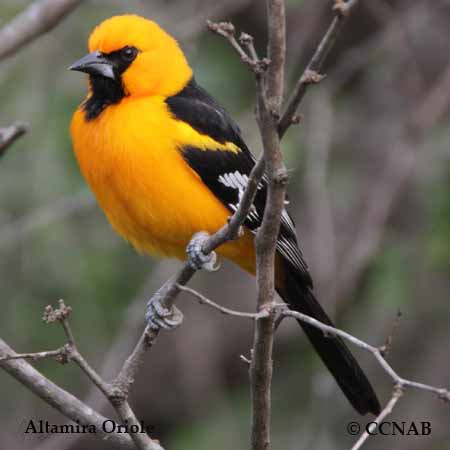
left=276, top=262, right=381, bottom=416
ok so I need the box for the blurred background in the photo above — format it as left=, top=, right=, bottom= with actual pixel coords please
left=1, top=0, right=450, bottom=449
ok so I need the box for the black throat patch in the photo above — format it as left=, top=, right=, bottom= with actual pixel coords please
left=83, top=75, right=125, bottom=121
left=82, top=46, right=138, bottom=121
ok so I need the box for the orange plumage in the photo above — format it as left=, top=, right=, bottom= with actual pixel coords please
left=70, top=15, right=256, bottom=272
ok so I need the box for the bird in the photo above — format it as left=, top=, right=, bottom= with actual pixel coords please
left=69, top=14, right=381, bottom=416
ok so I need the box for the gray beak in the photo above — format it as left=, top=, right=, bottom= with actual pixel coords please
left=69, top=50, right=116, bottom=80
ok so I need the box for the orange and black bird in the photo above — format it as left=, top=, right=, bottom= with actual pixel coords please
left=69, top=14, right=380, bottom=415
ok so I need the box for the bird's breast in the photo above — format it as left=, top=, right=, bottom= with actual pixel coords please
left=70, top=96, right=243, bottom=259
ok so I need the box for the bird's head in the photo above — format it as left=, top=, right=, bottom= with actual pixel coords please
left=70, top=15, right=193, bottom=99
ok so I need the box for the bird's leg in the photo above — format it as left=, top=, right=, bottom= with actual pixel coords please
left=186, top=231, right=220, bottom=272
left=145, top=284, right=184, bottom=331
left=146, top=232, right=219, bottom=330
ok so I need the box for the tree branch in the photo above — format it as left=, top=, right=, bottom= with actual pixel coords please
left=0, top=338, right=137, bottom=450
left=349, top=386, right=403, bottom=450
left=0, top=122, right=28, bottom=158
left=1, top=301, right=163, bottom=450
left=280, top=307, right=449, bottom=447
left=0, top=347, right=68, bottom=363
left=177, top=284, right=271, bottom=319
left=278, top=0, right=360, bottom=137
left=35, top=270, right=165, bottom=450
left=179, top=278, right=450, bottom=450
left=208, top=2, right=362, bottom=449
left=248, top=2, right=287, bottom=449
left=0, top=0, right=84, bottom=61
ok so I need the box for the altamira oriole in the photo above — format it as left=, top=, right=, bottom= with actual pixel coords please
left=69, top=14, right=380, bottom=415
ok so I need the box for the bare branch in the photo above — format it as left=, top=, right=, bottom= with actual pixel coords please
left=111, top=267, right=195, bottom=398
left=42, top=300, right=75, bottom=344
left=207, top=20, right=270, bottom=74
left=177, top=284, right=271, bottom=319
left=35, top=270, right=165, bottom=450
left=207, top=21, right=251, bottom=65
left=2, top=300, right=163, bottom=450
left=0, top=122, right=28, bottom=158
left=248, top=2, right=287, bottom=449
left=0, top=347, right=67, bottom=363
left=282, top=309, right=450, bottom=401
left=48, top=301, right=163, bottom=450
left=265, top=0, right=286, bottom=108
left=0, top=0, right=83, bottom=61
left=0, top=339, right=136, bottom=450
left=208, top=4, right=289, bottom=449
left=281, top=305, right=449, bottom=450
left=379, top=310, right=402, bottom=357
left=278, top=0, right=360, bottom=137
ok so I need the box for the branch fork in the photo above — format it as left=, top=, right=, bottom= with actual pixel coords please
left=207, top=20, right=269, bottom=74
left=333, top=0, right=360, bottom=17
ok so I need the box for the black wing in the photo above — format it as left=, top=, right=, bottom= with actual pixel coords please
left=166, top=78, right=312, bottom=286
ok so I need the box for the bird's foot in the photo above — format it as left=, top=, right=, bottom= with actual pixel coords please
left=186, top=232, right=220, bottom=272
left=145, top=288, right=183, bottom=331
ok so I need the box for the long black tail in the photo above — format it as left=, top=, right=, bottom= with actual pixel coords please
left=277, top=264, right=381, bottom=416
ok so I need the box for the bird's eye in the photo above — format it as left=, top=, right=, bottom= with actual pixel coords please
left=121, top=47, right=137, bottom=62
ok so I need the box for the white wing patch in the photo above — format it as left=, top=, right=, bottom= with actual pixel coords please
left=217, top=170, right=307, bottom=273
left=281, top=209, right=295, bottom=230
left=218, top=171, right=260, bottom=222
left=218, top=171, right=249, bottom=192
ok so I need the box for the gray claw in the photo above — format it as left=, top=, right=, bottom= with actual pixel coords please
left=187, top=232, right=220, bottom=272
left=146, top=297, right=183, bottom=331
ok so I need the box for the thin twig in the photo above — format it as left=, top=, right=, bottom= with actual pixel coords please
left=350, top=386, right=404, bottom=450
left=177, top=284, right=270, bottom=319
left=0, top=347, right=67, bottom=363
left=379, top=310, right=402, bottom=357
left=207, top=21, right=251, bottom=64
left=282, top=309, right=450, bottom=401
left=206, top=21, right=270, bottom=73
left=278, top=0, right=361, bottom=137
